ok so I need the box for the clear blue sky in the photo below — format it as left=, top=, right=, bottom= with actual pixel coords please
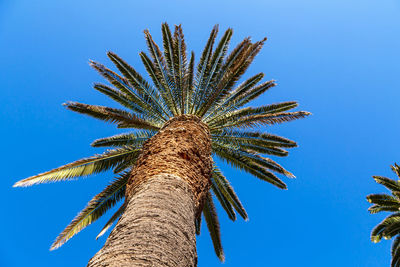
left=1, top=0, right=400, bottom=266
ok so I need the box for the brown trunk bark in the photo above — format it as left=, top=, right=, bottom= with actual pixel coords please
left=87, top=115, right=212, bottom=267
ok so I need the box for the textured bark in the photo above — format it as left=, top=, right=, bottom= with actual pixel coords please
left=88, top=115, right=212, bottom=267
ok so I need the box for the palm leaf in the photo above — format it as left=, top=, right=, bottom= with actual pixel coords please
left=50, top=172, right=129, bottom=250
left=212, top=166, right=248, bottom=220
left=196, top=28, right=233, bottom=116
left=208, top=102, right=299, bottom=128
left=96, top=203, right=126, bottom=240
left=211, top=130, right=297, bottom=148
left=373, top=176, right=400, bottom=192
left=90, top=61, right=162, bottom=121
left=367, top=194, right=400, bottom=206
left=369, top=204, right=400, bottom=214
left=212, top=143, right=287, bottom=189
left=139, top=52, right=175, bottom=117
left=203, top=192, right=225, bottom=262
left=203, top=72, right=264, bottom=121
left=64, top=102, right=160, bottom=130
left=143, top=29, right=179, bottom=115
left=13, top=147, right=138, bottom=187
left=93, top=83, right=138, bottom=112
left=189, top=25, right=218, bottom=114
left=371, top=213, right=400, bottom=243
left=91, top=131, right=154, bottom=148
left=212, top=111, right=310, bottom=130
left=211, top=180, right=236, bottom=221
left=106, top=52, right=170, bottom=121
left=195, top=215, right=201, bottom=236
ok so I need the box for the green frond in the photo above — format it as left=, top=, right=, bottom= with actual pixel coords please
left=199, top=40, right=254, bottom=119
left=207, top=38, right=267, bottom=111
left=369, top=204, right=400, bottom=214
left=212, top=143, right=287, bottom=189
left=195, top=215, right=201, bottom=236
left=190, top=25, right=218, bottom=114
left=208, top=102, right=299, bottom=128
left=241, top=144, right=289, bottom=157
left=196, top=28, right=233, bottom=116
left=203, top=192, right=225, bottom=262
left=381, top=219, right=400, bottom=240
left=63, top=102, right=160, bottom=130
left=371, top=213, right=400, bottom=243
left=203, top=72, right=264, bottom=121
left=143, top=29, right=179, bottom=115
left=184, top=51, right=195, bottom=114
left=106, top=52, right=170, bottom=121
left=90, top=60, right=162, bottom=121
left=367, top=194, right=400, bottom=206
left=212, top=166, right=248, bottom=220
left=211, top=180, right=236, bottom=221
left=211, top=111, right=310, bottom=130
left=212, top=130, right=297, bottom=148
left=93, top=83, right=138, bottom=111
left=173, top=25, right=188, bottom=115
left=373, top=176, right=400, bottom=192
left=13, top=147, right=139, bottom=187
left=200, top=38, right=266, bottom=118
left=96, top=203, right=126, bottom=240
left=139, top=52, right=175, bottom=117
left=50, top=172, right=129, bottom=250
left=91, top=131, right=154, bottom=148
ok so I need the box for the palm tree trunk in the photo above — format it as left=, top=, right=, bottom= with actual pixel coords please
left=87, top=115, right=212, bottom=267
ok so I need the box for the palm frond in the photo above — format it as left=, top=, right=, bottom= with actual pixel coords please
left=212, top=143, right=287, bottom=189
left=367, top=194, right=400, bottom=206
left=211, top=180, right=236, bottom=221
left=208, top=102, right=299, bottom=128
left=91, top=131, right=154, bottom=148
left=173, top=25, right=188, bottom=115
left=203, top=192, right=225, bottom=262
left=189, top=25, right=218, bottom=114
left=64, top=102, right=160, bottom=130
left=106, top=52, right=170, bottom=121
left=369, top=204, right=400, bottom=214
left=13, top=147, right=138, bottom=187
left=203, top=72, right=264, bottom=121
left=211, top=111, right=310, bottom=130
left=195, top=215, right=201, bottom=236
left=196, top=28, right=233, bottom=116
left=212, top=166, right=248, bottom=220
left=212, top=130, right=297, bottom=149
left=373, top=176, right=400, bottom=192
left=90, top=61, right=162, bottom=121
left=93, top=83, right=138, bottom=111
left=184, top=51, right=195, bottom=114
left=50, top=172, right=129, bottom=250
left=96, top=203, right=126, bottom=240
left=139, top=52, right=175, bottom=117
left=143, top=29, right=179, bottom=115
left=371, top=213, right=400, bottom=243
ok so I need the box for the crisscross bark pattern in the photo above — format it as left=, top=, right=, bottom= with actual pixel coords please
left=127, top=114, right=213, bottom=213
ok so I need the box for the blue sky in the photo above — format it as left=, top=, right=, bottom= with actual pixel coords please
left=1, top=0, right=400, bottom=266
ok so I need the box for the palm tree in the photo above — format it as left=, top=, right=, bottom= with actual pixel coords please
left=14, top=23, right=309, bottom=266
left=367, top=163, right=400, bottom=267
